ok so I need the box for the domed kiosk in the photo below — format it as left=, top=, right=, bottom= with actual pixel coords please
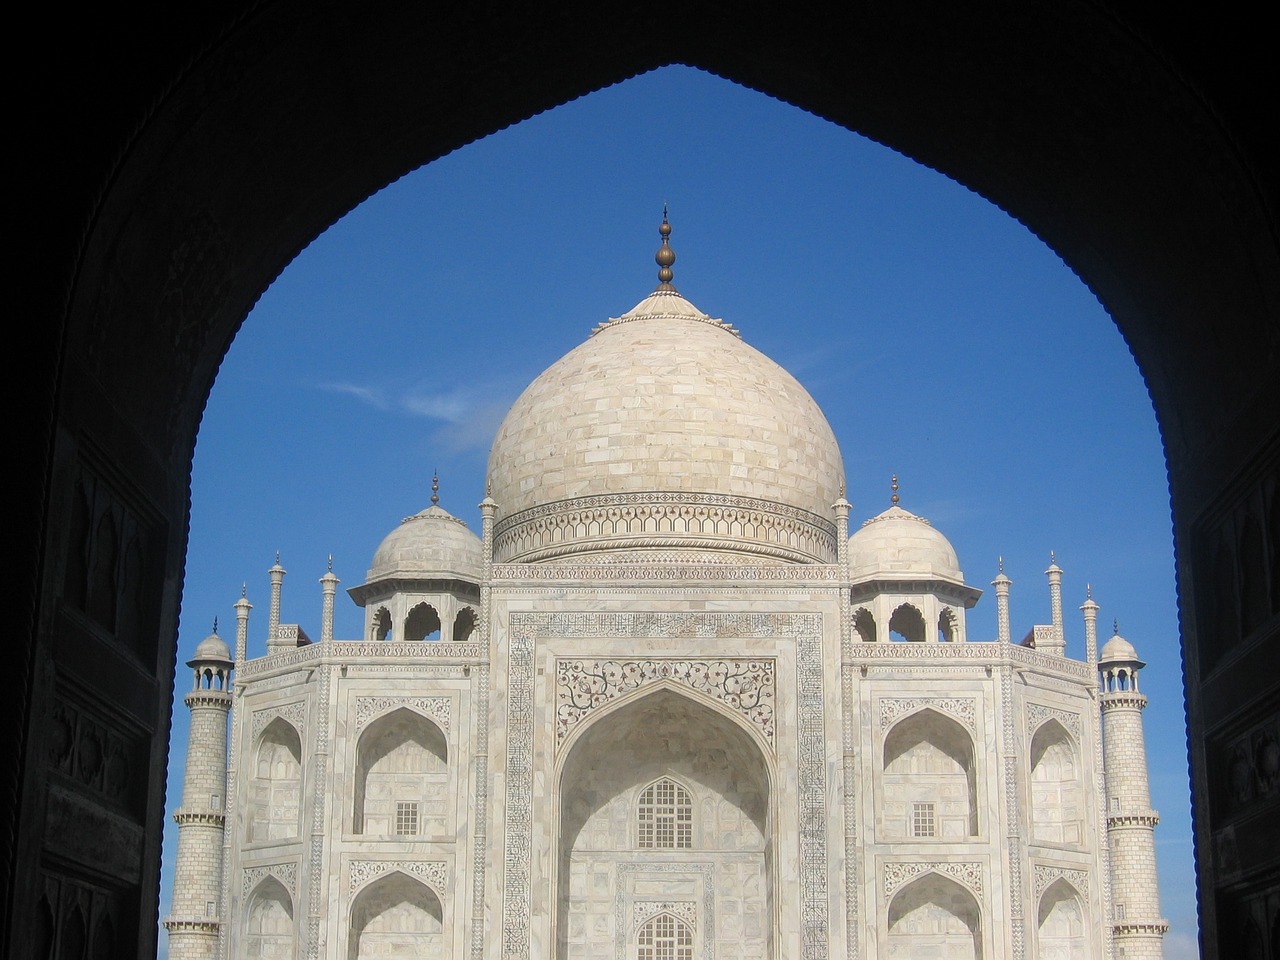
left=169, top=215, right=1167, bottom=960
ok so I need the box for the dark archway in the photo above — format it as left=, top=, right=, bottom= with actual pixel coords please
left=17, top=4, right=1278, bottom=957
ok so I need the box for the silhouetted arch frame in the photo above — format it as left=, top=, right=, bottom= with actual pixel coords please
left=552, top=681, right=778, bottom=958
left=22, top=4, right=1280, bottom=958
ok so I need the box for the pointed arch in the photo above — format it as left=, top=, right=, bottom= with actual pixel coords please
left=853, top=607, right=877, bottom=643
left=453, top=605, right=477, bottom=642
left=637, top=911, right=695, bottom=960
left=1036, top=877, right=1088, bottom=959
left=887, top=871, right=982, bottom=959
left=353, top=706, right=448, bottom=835
left=1030, top=719, right=1084, bottom=845
left=404, top=602, right=441, bottom=641
left=348, top=871, right=443, bottom=960
left=248, top=716, right=302, bottom=842
left=883, top=708, right=978, bottom=838
left=938, top=607, right=958, bottom=642
left=244, top=876, right=294, bottom=959
left=370, top=606, right=392, bottom=642
left=889, top=603, right=927, bottom=642
left=556, top=686, right=773, bottom=959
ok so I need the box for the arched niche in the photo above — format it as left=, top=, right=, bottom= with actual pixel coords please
left=1037, top=878, right=1088, bottom=960
left=556, top=687, right=773, bottom=960
left=348, top=872, right=444, bottom=960
left=637, top=911, right=695, bottom=959
left=889, top=603, right=927, bottom=642
left=404, top=602, right=441, bottom=641
left=883, top=708, right=978, bottom=839
left=1030, top=720, right=1084, bottom=845
left=244, top=876, right=294, bottom=960
left=887, top=871, right=983, bottom=959
left=248, top=717, right=303, bottom=843
left=353, top=707, right=448, bottom=836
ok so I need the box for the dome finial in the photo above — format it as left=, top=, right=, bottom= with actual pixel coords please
left=431, top=469, right=440, bottom=506
left=655, top=205, right=676, bottom=290
left=998, top=555, right=1004, bottom=573
left=1113, top=617, right=1120, bottom=635
left=212, top=616, right=219, bottom=635
left=891, top=474, right=900, bottom=506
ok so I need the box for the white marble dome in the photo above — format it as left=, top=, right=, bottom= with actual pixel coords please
left=190, top=631, right=232, bottom=663
left=485, top=287, right=845, bottom=563
left=848, top=504, right=964, bottom=583
left=1100, top=632, right=1141, bottom=663
left=367, top=503, right=482, bottom=582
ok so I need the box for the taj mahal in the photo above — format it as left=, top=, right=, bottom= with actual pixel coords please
left=164, top=216, right=1167, bottom=960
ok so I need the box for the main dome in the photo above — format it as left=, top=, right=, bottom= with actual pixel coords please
left=486, top=286, right=845, bottom=564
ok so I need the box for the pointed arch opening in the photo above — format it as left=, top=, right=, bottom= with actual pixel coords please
left=453, top=606, right=476, bottom=642
left=245, top=876, right=294, bottom=959
left=854, top=607, right=877, bottom=643
left=637, top=911, right=695, bottom=960
left=1037, top=878, right=1089, bottom=959
left=889, top=603, right=927, bottom=642
left=404, top=602, right=442, bottom=641
left=883, top=708, right=977, bottom=839
left=371, top=606, right=392, bottom=642
left=1030, top=720, right=1084, bottom=845
left=248, top=717, right=302, bottom=842
left=556, top=687, right=773, bottom=959
left=353, top=706, right=448, bottom=836
left=887, top=871, right=982, bottom=959
left=348, top=872, right=443, bottom=960
left=939, top=608, right=958, bottom=643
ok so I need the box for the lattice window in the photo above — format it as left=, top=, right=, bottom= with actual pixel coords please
left=912, top=801, right=936, bottom=837
left=395, top=801, right=419, bottom=836
left=637, top=912, right=694, bottom=960
left=637, top=778, right=692, bottom=849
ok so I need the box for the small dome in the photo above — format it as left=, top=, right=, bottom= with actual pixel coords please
left=848, top=505, right=964, bottom=583
left=1100, top=632, right=1142, bottom=664
left=190, top=631, right=231, bottom=664
left=368, top=504, right=483, bottom=582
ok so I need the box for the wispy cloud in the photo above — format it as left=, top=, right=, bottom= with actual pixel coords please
left=320, top=381, right=391, bottom=409
left=402, top=389, right=477, bottom=423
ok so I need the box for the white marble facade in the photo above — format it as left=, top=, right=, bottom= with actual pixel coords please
left=167, top=227, right=1166, bottom=960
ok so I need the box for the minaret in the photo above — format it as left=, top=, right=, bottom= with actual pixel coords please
left=320, top=555, right=339, bottom=643
left=1099, top=624, right=1168, bottom=959
left=266, top=552, right=289, bottom=654
left=993, top=558, right=1012, bottom=645
left=1042, top=552, right=1067, bottom=656
left=163, top=624, right=234, bottom=960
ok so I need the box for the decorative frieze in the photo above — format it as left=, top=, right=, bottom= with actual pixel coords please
left=238, top=641, right=486, bottom=675
left=495, top=561, right=842, bottom=583
left=493, top=490, right=838, bottom=565
left=348, top=859, right=448, bottom=895
left=556, top=659, right=775, bottom=749
left=632, top=899, right=697, bottom=928
left=242, top=863, right=296, bottom=898
left=879, top=696, right=977, bottom=733
left=1027, top=703, right=1082, bottom=741
left=354, top=695, right=451, bottom=733
left=883, top=860, right=984, bottom=899
left=1033, top=863, right=1089, bottom=899
left=249, top=701, right=306, bottom=743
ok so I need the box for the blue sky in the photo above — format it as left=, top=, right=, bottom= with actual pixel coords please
left=161, top=65, right=1197, bottom=957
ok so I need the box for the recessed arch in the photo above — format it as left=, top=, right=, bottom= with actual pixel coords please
left=887, top=871, right=982, bottom=959
left=1037, top=877, right=1089, bottom=960
left=353, top=706, right=448, bottom=836
left=347, top=871, right=444, bottom=960
left=248, top=717, right=303, bottom=842
left=244, top=876, right=294, bottom=960
left=854, top=607, right=877, bottom=643
left=556, top=686, right=773, bottom=959
left=404, top=602, right=441, bottom=641
left=1030, top=719, right=1084, bottom=845
left=883, top=708, right=978, bottom=839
